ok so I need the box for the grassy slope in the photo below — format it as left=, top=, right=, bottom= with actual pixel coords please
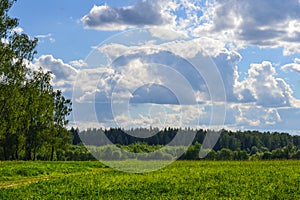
left=1, top=161, right=300, bottom=199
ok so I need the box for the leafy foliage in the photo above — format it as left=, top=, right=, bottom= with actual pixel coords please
left=0, top=0, right=72, bottom=160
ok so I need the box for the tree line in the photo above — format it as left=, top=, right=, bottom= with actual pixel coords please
left=78, top=127, right=300, bottom=152
left=0, top=0, right=72, bottom=160
left=69, top=128, right=300, bottom=161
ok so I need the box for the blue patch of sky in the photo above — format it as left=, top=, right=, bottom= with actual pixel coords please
left=9, top=1, right=121, bottom=62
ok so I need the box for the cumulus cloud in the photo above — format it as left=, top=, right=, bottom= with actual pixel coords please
left=33, top=55, right=77, bottom=81
left=213, top=49, right=241, bottom=101
left=31, top=55, right=77, bottom=96
left=81, top=0, right=176, bottom=30
left=237, top=61, right=294, bottom=107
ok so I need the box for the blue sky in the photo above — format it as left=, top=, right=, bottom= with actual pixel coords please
left=10, top=0, right=300, bottom=133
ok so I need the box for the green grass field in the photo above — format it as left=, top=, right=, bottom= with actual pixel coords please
left=1, top=160, right=300, bottom=199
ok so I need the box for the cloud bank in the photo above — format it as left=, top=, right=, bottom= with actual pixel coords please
left=81, top=0, right=300, bottom=54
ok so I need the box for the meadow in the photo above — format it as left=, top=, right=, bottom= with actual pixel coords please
left=1, top=160, right=300, bottom=199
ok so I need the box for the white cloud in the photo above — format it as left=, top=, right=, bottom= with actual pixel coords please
left=31, top=55, right=77, bottom=95
left=69, top=59, right=88, bottom=67
left=33, top=55, right=77, bottom=81
left=281, top=60, right=300, bottom=74
left=214, top=49, right=241, bottom=102
left=294, top=58, right=300, bottom=63
left=35, top=33, right=55, bottom=43
left=81, top=0, right=177, bottom=31
left=237, top=61, right=294, bottom=107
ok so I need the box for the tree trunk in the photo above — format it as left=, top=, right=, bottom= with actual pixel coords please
left=3, top=144, right=8, bottom=160
left=50, top=146, right=54, bottom=161
left=15, top=146, right=19, bottom=160
left=33, top=144, right=37, bottom=161
left=25, top=124, right=34, bottom=160
left=25, top=134, right=32, bottom=160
